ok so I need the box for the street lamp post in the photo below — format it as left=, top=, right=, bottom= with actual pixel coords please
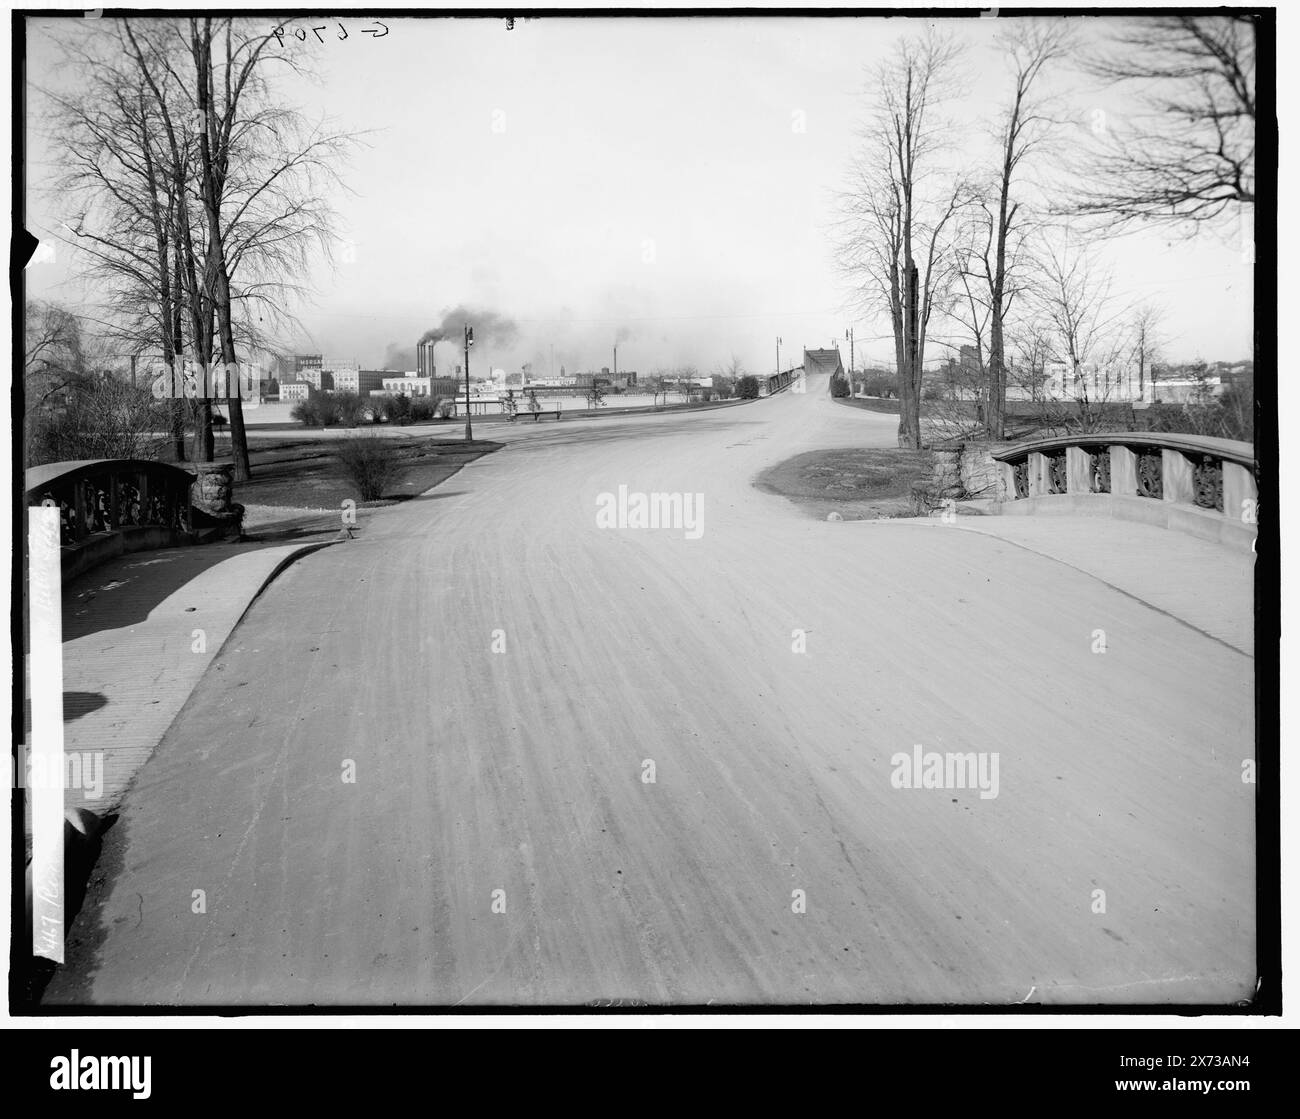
left=463, top=324, right=475, bottom=442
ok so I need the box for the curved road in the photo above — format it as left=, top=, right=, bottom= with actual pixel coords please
left=48, top=373, right=1255, bottom=1006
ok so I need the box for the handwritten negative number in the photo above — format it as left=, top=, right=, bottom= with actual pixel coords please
left=272, top=21, right=386, bottom=44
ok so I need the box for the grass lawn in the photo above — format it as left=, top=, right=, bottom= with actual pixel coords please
left=834, top=396, right=901, bottom=415
left=229, top=436, right=501, bottom=509
left=755, top=446, right=933, bottom=520
left=195, top=435, right=502, bottom=543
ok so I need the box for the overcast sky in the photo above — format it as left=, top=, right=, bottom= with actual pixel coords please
left=24, top=13, right=1254, bottom=376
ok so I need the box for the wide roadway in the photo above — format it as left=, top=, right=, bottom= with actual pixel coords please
left=47, top=373, right=1255, bottom=1006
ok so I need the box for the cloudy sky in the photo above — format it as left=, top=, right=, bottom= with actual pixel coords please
left=24, top=13, right=1254, bottom=377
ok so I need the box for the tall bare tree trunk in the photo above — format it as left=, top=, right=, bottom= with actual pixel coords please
left=193, top=18, right=252, bottom=481
left=900, top=262, right=922, bottom=448
left=985, top=26, right=1069, bottom=441
left=170, top=250, right=187, bottom=460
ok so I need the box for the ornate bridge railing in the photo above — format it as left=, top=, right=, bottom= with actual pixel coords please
left=25, top=459, right=243, bottom=582
left=991, top=433, right=1257, bottom=545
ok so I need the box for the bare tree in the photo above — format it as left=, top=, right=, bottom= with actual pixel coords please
left=1128, top=303, right=1165, bottom=402
left=646, top=372, right=670, bottom=408
left=974, top=23, right=1072, bottom=439
left=44, top=28, right=194, bottom=460
left=837, top=32, right=969, bottom=449
left=182, top=17, right=352, bottom=481
left=948, top=244, right=992, bottom=419
left=1030, top=236, right=1129, bottom=432
left=675, top=364, right=699, bottom=403
left=1006, top=319, right=1054, bottom=405
left=24, top=300, right=91, bottom=410
left=711, top=354, right=744, bottom=399
left=714, top=354, right=746, bottom=380
left=38, top=17, right=354, bottom=478
left=25, top=315, right=168, bottom=466
left=1068, top=15, right=1256, bottom=232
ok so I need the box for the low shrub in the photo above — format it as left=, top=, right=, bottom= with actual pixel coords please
left=291, top=392, right=340, bottom=427
left=830, top=374, right=851, bottom=398
left=861, top=375, right=896, bottom=398
left=334, top=434, right=404, bottom=501
left=736, top=375, right=760, bottom=400
left=409, top=395, right=436, bottom=422
left=334, top=390, right=368, bottom=427
left=384, top=392, right=413, bottom=424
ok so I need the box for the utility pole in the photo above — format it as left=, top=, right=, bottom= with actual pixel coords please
left=613, top=342, right=618, bottom=381
left=463, top=324, right=474, bottom=442
left=844, top=328, right=854, bottom=379
left=776, top=336, right=782, bottom=379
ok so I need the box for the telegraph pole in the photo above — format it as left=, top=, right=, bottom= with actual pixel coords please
left=463, top=324, right=474, bottom=442
left=845, top=328, right=855, bottom=386
left=776, top=336, right=782, bottom=380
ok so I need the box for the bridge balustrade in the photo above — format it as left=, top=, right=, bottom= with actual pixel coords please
left=25, top=459, right=241, bottom=582
left=991, top=433, right=1256, bottom=545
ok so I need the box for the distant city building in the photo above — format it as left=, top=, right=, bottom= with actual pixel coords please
left=281, top=381, right=311, bottom=402
left=382, top=375, right=434, bottom=397
left=296, top=367, right=334, bottom=391
left=1043, top=362, right=1143, bottom=403
left=334, top=369, right=387, bottom=395
left=1148, top=375, right=1224, bottom=404
left=294, top=354, right=323, bottom=373
left=430, top=377, right=459, bottom=397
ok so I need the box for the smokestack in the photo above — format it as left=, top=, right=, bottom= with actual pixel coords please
left=417, top=340, right=438, bottom=378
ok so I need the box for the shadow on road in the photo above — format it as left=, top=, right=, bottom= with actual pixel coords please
left=60, top=539, right=329, bottom=643
left=63, top=691, right=108, bottom=722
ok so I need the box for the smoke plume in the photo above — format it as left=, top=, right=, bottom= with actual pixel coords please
left=419, top=305, right=519, bottom=349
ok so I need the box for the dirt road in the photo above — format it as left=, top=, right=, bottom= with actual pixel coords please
left=47, top=374, right=1255, bottom=1006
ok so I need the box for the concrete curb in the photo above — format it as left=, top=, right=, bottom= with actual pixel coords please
left=230, top=538, right=340, bottom=631
left=18, top=536, right=345, bottom=1004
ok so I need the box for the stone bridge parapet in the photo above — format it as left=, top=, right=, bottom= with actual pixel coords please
left=990, top=433, right=1256, bottom=547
